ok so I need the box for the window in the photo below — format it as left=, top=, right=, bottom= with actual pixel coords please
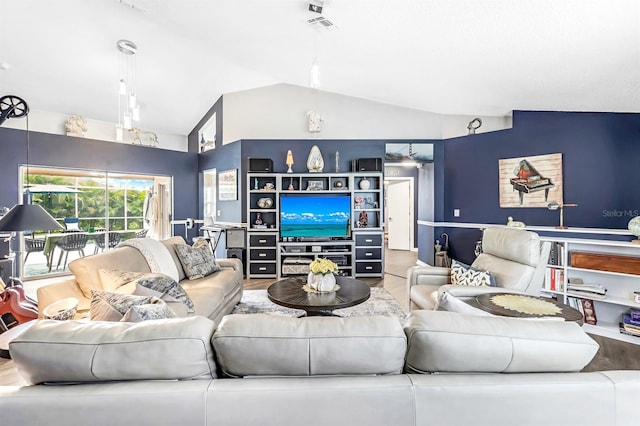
left=21, top=166, right=172, bottom=278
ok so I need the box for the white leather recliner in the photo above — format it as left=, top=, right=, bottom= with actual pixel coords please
left=407, top=227, right=551, bottom=313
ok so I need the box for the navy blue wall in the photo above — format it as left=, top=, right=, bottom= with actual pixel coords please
left=0, top=127, right=199, bottom=239
left=436, top=110, right=640, bottom=264
left=198, top=141, right=243, bottom=225
left=188, top=96, right=224, bottom=154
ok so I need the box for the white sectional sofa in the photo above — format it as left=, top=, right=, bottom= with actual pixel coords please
left=1, top=310, right=639, bottom=426
left=36, top=236, right=243, bottom=325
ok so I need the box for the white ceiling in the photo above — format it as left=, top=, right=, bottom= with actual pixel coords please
left=2, top=0, right=639, bottom=136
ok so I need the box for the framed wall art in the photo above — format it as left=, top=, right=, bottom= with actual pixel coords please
left=218, top=169, right=238, bottom=201
left=499, top=153, right=563, bottom=208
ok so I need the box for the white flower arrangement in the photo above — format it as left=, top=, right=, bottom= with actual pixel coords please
left=309, top=258, right=339, bottom=275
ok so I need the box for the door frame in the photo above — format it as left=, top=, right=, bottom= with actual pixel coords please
left=384, top=176, right=415, bottom=251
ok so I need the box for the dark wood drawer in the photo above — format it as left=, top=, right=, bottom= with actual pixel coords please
left=249, top=249, right=276, bottom=261
left=249, top=234, right=276, bottom=247
left=249, top=263, right=277, bottom=275
left=356, top=262, right=383, bottom=274
left=570, top=251, right=640, bottom=275
left=356, top=247, right=382, bottom=260
left=355, top=234, right=382, bottom=247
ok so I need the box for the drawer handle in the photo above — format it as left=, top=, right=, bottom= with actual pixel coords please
left=365, top=266, right=373, bottom=270
left=258, top=267, right=267, bottom=271
left=365, top=239, right=373, bottom=243
left=259, top=253, right=266, bottom=257
left=365, top=253, right=373, bottom=256
left=259, top=239, right=267, bottom=243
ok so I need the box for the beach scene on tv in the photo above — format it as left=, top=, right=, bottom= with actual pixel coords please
left=280, top=194, right=351, bottom=238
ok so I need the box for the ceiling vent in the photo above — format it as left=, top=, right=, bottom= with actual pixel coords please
left=307, top=16, right=335, bottom=29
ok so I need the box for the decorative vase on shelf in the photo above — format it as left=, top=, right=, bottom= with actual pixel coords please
left=359, top=179, right=371, bottom=190
left=306, top=145, right=324, bottom=172
left=307, top=272, right=337, bottom=292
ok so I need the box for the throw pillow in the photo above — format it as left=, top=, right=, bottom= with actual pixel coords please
left=450, top=259, right=495, bottom=287
left=174, top=239, right=221, bottom=280
left=131, top=273, right=195, bottom=314
left=98, top=268, right=147, bottom=292
left=450, top=260, right=471, bottom=285
left=121, top=303, right=176, bottom=322
left=90, top=290, right=164, bottom=321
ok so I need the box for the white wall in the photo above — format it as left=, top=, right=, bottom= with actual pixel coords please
left=6, top=87, right=511, bottom=151
left=222, top=84, right=446, bottom=144
left=3, top=110, right=188, bottom=152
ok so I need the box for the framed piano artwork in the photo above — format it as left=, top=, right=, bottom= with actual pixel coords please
left=499, top=153, right=563, bottom=208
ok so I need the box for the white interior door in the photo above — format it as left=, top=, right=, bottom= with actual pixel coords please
left=387, top=179, right=412, bottom=250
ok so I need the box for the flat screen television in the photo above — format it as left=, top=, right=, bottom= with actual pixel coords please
left=279, top=193, right=351, bottom=240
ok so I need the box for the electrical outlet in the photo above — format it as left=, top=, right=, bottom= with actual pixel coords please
left=454, top=209, right=460, bottom=217
left=217, top=210, right=222, bottom=217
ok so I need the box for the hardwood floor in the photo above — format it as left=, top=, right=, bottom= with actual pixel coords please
left=0, top=248, right=418, bottom=387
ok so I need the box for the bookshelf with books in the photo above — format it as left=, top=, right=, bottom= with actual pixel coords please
left=541, top=237, right=640, bottom=344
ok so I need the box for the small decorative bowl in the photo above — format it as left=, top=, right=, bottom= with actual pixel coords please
left=43, top=297, right=79, bottom=321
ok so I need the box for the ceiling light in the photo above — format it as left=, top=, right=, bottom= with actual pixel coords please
left=116, top=39, right=139, bottom=141
left=310, top=30, right=321, bottom=89
left=310, top=58, right=321, bottom=89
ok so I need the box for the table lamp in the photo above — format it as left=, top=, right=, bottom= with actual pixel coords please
left=547, top=202, right=578, bottom=229
left=286, top=150, right=294, bottom=173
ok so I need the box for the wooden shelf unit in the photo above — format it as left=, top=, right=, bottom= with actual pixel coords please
left=542, top=237, right=640, bottom=344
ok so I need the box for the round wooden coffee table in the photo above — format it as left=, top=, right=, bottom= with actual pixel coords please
left=475, top=293, right=583, bottom=324
left=267, top=276, right=370, bottom=316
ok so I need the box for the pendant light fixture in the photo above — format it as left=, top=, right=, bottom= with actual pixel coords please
left=310, top=29, right=321, bottom=89
left=116, top=39, right=140, bottom=141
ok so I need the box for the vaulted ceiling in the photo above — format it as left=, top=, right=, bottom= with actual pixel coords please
left=2, top=0, right=638, bottom=136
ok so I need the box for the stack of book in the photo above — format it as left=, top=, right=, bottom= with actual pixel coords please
left=566, top=281, right=606, bottom=299
left=544, top=267, right=565, bottom=292
left=547, top=241, right=565, bottom=266
left=566, top=297, right=597, bottom=325
left=620, top=309, right=640, bottom=338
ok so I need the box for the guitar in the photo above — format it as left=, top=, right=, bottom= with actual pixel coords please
left=0, top=278, right=38, bottom=328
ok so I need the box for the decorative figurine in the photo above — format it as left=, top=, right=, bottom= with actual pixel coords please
left=65, top=115, right=87, bottom=137
left=357, top=211, right=368, bottom=228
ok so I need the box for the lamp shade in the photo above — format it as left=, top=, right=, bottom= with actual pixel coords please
left=0, top=204, right=63, bottom=232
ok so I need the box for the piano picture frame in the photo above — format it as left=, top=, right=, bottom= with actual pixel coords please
left=499, top=153, right=563, bottom=208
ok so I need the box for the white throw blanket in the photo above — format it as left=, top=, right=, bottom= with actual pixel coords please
left=118, top=238, right=180, bottom=282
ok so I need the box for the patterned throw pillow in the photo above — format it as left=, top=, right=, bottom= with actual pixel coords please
left=174, top=239, right=221, bottom=280
left=450, top=259, right=495, bottom=287
left=121, top=303, right=176, bottom=322
left=98, top=269, right=195, bottom=314
left=90, top=290, right=164, bottom=321
left=132, top=274, right=195, bottom=313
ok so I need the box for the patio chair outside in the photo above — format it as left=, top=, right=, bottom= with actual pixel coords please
left=24, top=237, right=45, bottom=263
left=63, top=217, right=83, bottom=232
left=54, top=233, right=89, bottom=271
left=94, top=232, right=122, bottom=254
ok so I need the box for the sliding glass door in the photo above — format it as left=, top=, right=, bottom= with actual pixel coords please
left=20, top=166, right=172, bottom=278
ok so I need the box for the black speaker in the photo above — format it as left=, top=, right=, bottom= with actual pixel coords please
left=249, top=158, right=273, bottom=172
left=357, top=157, right=383, bottom=171
left=226, top=228, right=246, bottom=249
